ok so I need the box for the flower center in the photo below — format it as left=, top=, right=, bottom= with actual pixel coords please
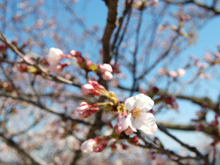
left=131, top=108, right=141, bottom=118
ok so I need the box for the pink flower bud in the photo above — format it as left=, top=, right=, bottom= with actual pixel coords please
left=46, top=48, right=63, bottom=65
left=102, top=71, right=113, bottom=80
left=115, top=115, right=129, bottom=134
left=80, top=139, right=96, bottom=153
left=76, top=102, right=99, bottom=119
left=99, top=63, right=113, bottom=73
left=76, top=102, right=90, bottom=112
left=88, top=81, right=105, bottom=90
left=70, top=50, right=81, bottom=57
left=82, top=84, right=96, bottom=95
left=86, top=60, right=93, bottom=67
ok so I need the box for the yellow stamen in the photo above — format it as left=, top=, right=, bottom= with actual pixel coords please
left=131, top=108, right=141, bottom=118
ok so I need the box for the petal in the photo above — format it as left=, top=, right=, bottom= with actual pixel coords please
left=133, top=112, right=156, bottom=134
left=139, top=123, right=157, bottom=135
left=134, top=94, right=154, bottom=112
left=125, top=96, right=136, bottom=111
left=116, top=116, right=129, bottom=134
left=126, top=114, right=137, bottom=132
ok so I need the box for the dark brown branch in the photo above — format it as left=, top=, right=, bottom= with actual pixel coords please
left=164, top=0, right=220, bottom=15
left=0, top=31, right=81, bottom=88
left=158, top=125, right=209, bottom=164
left=158, top=122, right=195, bottom=131
left=102, top=0, right=118, bottom=63
left=0, top=92, right=91, bottom=125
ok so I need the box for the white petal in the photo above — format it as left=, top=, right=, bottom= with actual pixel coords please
left=125, top=96, right=136, bottom=111
left=134, top=94, right=154, bottom=111
left=133, top=112, right=156, bottom=134
left=139, top=123, right=157, bottom=135
left=126, top=114, right=137, bottom=132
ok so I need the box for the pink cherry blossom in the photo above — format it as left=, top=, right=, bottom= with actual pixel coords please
left=81, top=81, right=106, bottom=96
left=99, top=64, right=113, bottom=80
left=81, top=84, right=96, bottom=95
left=125, top=93, right=157, bottom=135
left=99, top=63, right=113, bottom=73
left=69, top=50, right=81, bottom=57
left=80, top=139, right=96, bottom=153
left=102, top=71, right=113, bottom=80
left=46, top=48, right=63, bottom=65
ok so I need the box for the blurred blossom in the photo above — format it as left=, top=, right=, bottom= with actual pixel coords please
left=99, top=63, right=113, bottom=73
left=46, top=48, right=63, bottom=65
left=76, top=102, right=99, bottom=119
left=158, top=68, right=166, bottom=75
left=99, top=63, right=113, bottom=80
left=80, top=139, right=96, bottom=153
left=81, top=81, right=106, bottom=96
left=196, top=62, right=208, bottom=69
left=188, top=30, right=199, bottom=46
left=168, top=71, right=178, bottom=78
left=177, top=68, right=186, bottom=77
left=204, top=52, right=212, bottom=62
left=102, top=71, right=113, bottom=80
left=48, top=64, right=62, bottom=74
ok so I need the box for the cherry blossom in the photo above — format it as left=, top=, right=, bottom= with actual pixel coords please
left=48, top=64, right=62, bottom=74
left=76, top=102, right=99, bottom=119
left=99, top=63, right=113, bottom=80
left=81, top=81, right=106, bottom=96
left=187, top=30, right=199, bottom=46
left=99, top=63, right=113, bottom=73
left=168, top=71, right=178, bottom=78
left=80, top=139, right=96, bottom=153
left=125, top=94, right=157, bottom=135
left=102, top=71, right=113, bottom=80
left=177, top=68, right=186, bottom=77
left=46, top=48, right=63, bottom=65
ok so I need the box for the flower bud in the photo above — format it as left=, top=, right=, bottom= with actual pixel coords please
left=99, top=63, right=113, bottom=73
left=80, top=139, right=96, bottom=153
left=102, top=71, right=113, bottom=80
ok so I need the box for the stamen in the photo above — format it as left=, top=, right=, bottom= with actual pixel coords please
left=131, top=108, right=141, bottom=118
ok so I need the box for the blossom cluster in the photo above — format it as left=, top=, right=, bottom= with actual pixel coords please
left=46, top=48, right=113, bottom=80
left=78, top=81, right=157, bottom=153
left=158, top=68, right=186, bottom=78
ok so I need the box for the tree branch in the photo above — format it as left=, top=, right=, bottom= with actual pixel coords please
left=0, top=133, right=47, bottom=165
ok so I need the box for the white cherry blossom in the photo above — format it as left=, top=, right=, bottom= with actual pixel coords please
left=125, top=94, right=157, bottom=135
left=46, top=48, right=63, bottom=65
